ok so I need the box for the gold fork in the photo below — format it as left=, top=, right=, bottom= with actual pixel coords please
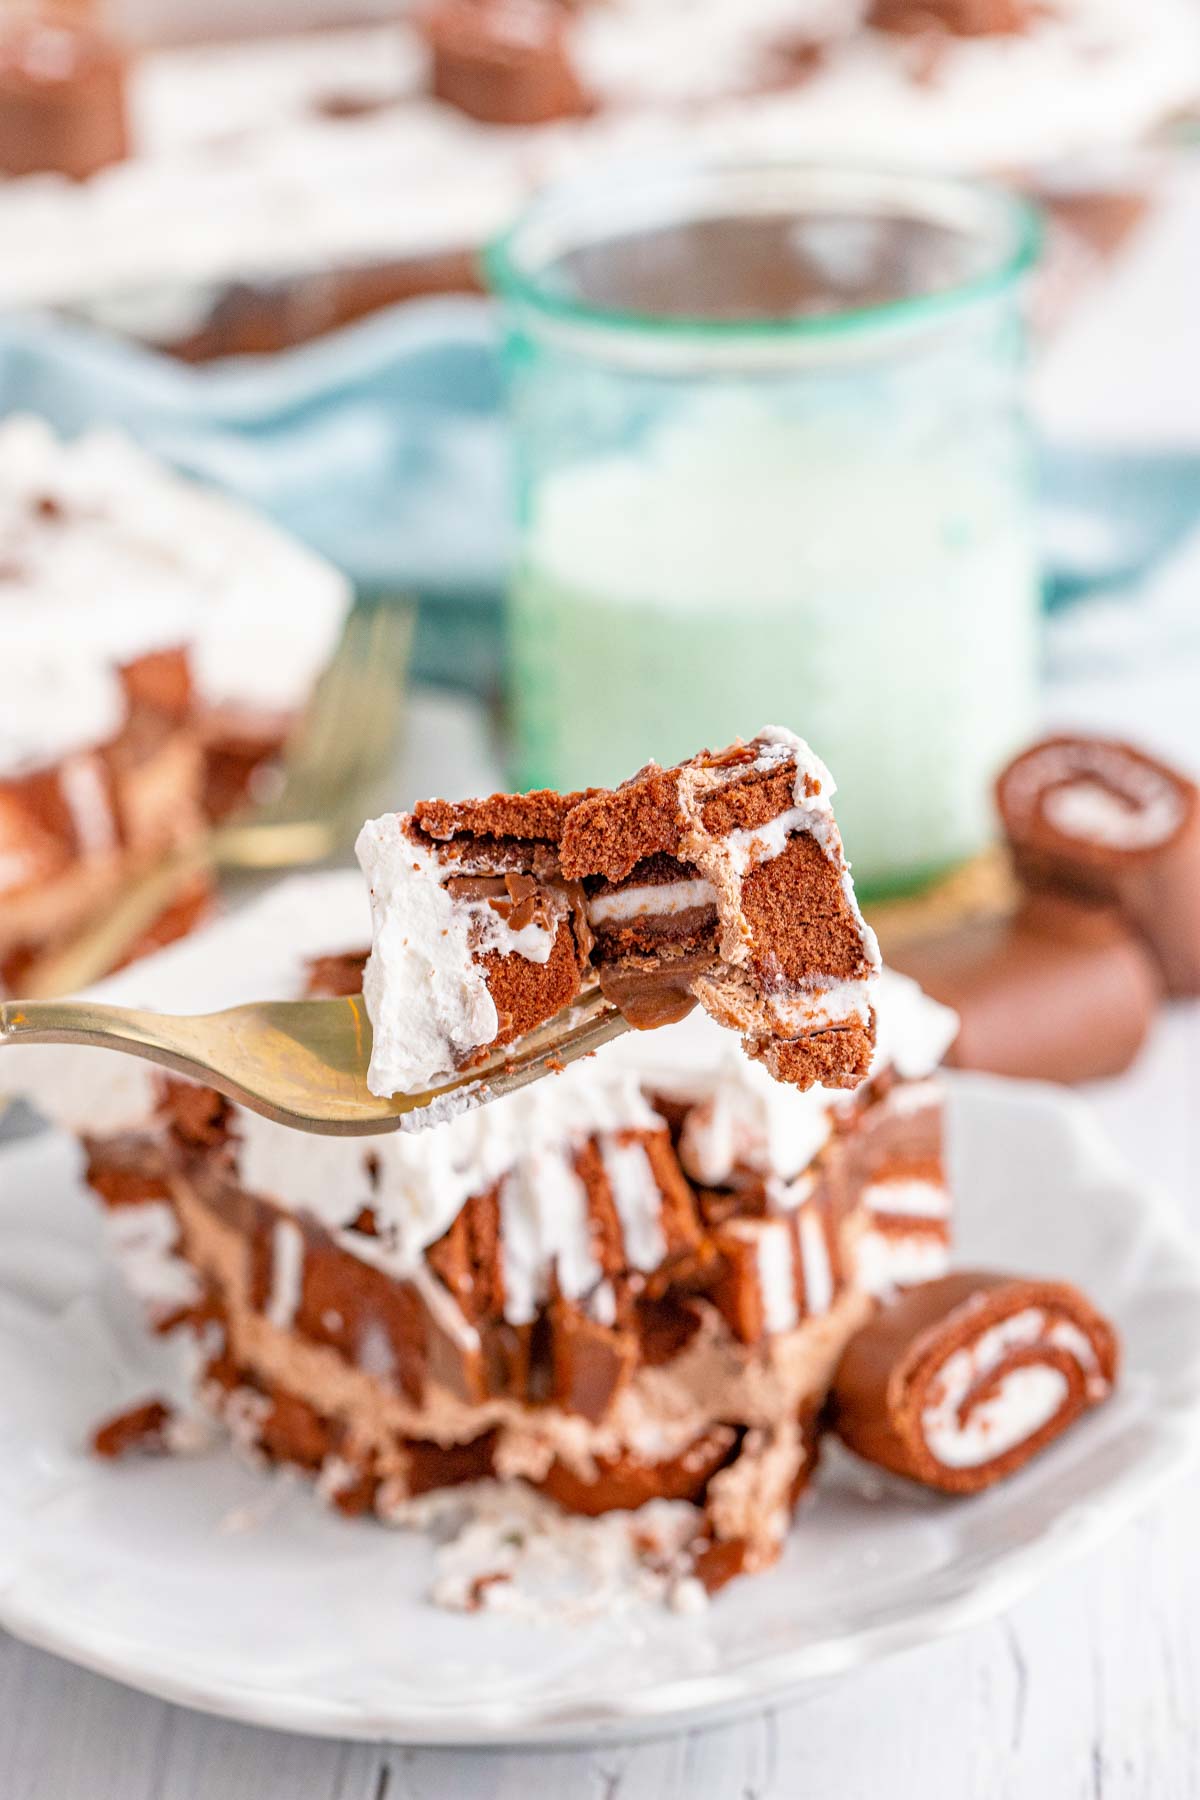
left=0, top=988, right=629, bottom=1135
left=20, top=602, right=412, bottom=1000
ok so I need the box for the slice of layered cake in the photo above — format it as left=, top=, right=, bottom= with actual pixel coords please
left=0, top=416, right=352, bottom=988
left=357, top=727, right=881, bottom=1099
left=9, top=872, right=956, bottom=1603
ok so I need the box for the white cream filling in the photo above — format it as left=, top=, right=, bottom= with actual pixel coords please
left=921, top=1306, right=1106, bottom=1470
left=649, top=974, right=949, bottom=1190
left=1005, top=739, right=1188, bottom=851
left=499, top=1149, right=601, bottom=1328
left=265, top=1218, right=305, bottom=1331
left=862, top=1176, right=951, bottom=1220
left=0, top=642, right=126, bottom=776
left=724, top=804, right=820, bottom=877
left=853, top=1227, right=950, bottom=1300
left=0, top=848, right=44, bottom=895
left=1044, top=776, right=1186, bottom=850
left=756, top=1219, right=801, bottom=1335
left=59, top=753, right=117, bottom=859
left=797, top=1205, right=833, bottom=1317
left=599, top=1133, right=668, bottom=1272
left=761, top=974, right=876, bottom=1033
left=471, top=900, right=558, bottom=965
left=874, top=1075, right=943, bottom=1118
left=586, top=877, right=717, bottom=925
left=103, top=1201, right=202, bottom=1317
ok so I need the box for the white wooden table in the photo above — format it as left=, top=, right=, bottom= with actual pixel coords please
left=4, top=151, right=1200, bottom=1800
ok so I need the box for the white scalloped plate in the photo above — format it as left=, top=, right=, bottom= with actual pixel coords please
left=0, top=1074, right=1198, bottom=1746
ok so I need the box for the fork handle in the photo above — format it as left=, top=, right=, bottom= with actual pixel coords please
left=0, top=998, right=237, bottom=1100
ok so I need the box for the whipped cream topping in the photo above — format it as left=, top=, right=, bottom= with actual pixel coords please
left=616, top=968, right=955, bottom=1188
left=0, top=2, right=1192, bottom=319
left=356, top=815, right=505, bottom=1098
left=0, top=417, right=352, bottom=776
left=356, top=810, right=569, bottom=1097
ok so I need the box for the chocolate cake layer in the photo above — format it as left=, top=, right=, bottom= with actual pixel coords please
left=357, top=727, right=880, bottom=1097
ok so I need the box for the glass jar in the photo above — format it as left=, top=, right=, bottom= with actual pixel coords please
left=485, top=161, right=1042, bottom=896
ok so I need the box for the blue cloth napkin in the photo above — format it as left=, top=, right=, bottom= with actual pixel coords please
left=1, top=305, right=1197, bottom=693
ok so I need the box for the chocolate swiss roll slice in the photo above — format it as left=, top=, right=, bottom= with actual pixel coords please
left=357, top=727, right=880, bottom=1098
left=832, top=1270, right=1118, bottom=1494
left=997, top=734, right=1200, bottom=995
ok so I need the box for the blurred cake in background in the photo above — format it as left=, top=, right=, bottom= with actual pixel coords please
left=0, top=417, right=351, bottom=990
left=0, top=0, right=1192, bottom=356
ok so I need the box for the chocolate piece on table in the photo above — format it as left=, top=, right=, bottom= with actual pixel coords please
left=356, top=727, right=880, bottom=1097
left=92, top=1397, right=175, bottom=1459
left=421, top=0, right=589, bottom=126
left=886, top=892, right=1160, bottom=1084
left=832, top=1270, right=1118, bottom=1495
left=0, top=16, right=128, bottom=180
left=997, top=734, right=1200, bottom=996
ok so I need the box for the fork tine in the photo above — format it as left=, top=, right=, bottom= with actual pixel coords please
left=285, top=613, right=370, bottom=777
left=251, top=604, right=409, bottom=830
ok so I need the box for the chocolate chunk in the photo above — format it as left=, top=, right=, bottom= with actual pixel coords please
left=887, top=892, right=1160, bottom=1083
left=0, top=18, right=129, bottom=181
left=868, top=0, right=1035, bottom=35
left=92, top=1397, right=175, bottom=1459
left=421, top=0, right=590, bottom=126
left=832, top=1270, right=1118, bottom=1494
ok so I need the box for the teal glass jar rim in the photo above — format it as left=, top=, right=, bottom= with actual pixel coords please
left=484, top=158, right=1042, bottom=352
